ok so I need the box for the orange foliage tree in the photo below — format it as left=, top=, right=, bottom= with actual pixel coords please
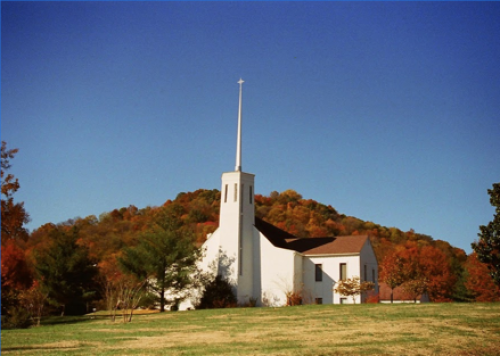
left=1, top=141, right=30, bottom=242
left=465, top=253, right=500, bottom=302
left=379, top=249, right=406, bottom=303
left=1, top=239, right=33, bottom=314
left=417, top=245, right=456, bottom=302
left=381, top=243, right=456, bottom=302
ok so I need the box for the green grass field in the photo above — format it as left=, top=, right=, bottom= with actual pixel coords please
left=2, top=303, right=500, bottom=356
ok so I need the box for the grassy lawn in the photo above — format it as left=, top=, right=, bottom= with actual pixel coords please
left=2, top=303, right=500, bottom=355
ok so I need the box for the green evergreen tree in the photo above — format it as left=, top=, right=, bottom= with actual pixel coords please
left=33, top=227, right=98, bottom=315
left=472, top=182, right=500, bottom=286
left=118, top=210, right=200, bottom=312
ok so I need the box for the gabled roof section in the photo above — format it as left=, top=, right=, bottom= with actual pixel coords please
left=254, top=217, right=368, bottom=255
left=302, top=235, right=368, bottom=255
left=286, top=237, right=336, bottom=253
left=254, top=217, right=293, bottom=249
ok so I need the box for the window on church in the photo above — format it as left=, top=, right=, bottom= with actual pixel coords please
left=364, top=264, right=367, bottom=281
left=241, top=184, right=244, bottom=205
left=224, top=184, right=228, bottom=203
left=249, top=185, right=253, bottom=204
left=315, top=298, right=323, bottom=305
left=315, top=264, right=323, bottom=282
left=340, top=263, right=347, bottom=281
left=234, top=183, right=238, bottom=202
left=372, top=269, right=375, bottom=283
left=340, top=298, right=347, bottom=304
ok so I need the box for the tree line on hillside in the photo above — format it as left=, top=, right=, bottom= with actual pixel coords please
left=2, top=141, right=499, bottom=328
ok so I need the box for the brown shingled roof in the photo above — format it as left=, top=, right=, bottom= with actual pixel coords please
left=286, top=237, right=336, bottom=253
left=254, top=217, right=368, bottom=255
left=302, top=235, right=368, bottom=255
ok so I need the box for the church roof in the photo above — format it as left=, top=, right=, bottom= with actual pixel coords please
left=253, top=217, right=295, bottom=249
left=254, top=217, right=368, bottom=255
left=301, top=235, right=369, bottom=255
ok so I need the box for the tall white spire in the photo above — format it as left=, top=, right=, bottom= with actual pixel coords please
left=235, top=78, right=244, bottom=172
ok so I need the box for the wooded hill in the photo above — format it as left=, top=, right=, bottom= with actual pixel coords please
left=27, top=188, right=463, bottom=263
left=24, top=189, right=464, bottom=295
left=3, top=138, right=497, bottom=326
left=6, top=187, right=499, bottom=316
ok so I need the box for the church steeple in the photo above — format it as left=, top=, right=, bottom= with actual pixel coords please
left=217, top=79, right=256, bottom=303
left=235, top=78, right=244, bottom=172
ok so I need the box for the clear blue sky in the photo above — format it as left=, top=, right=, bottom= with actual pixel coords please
left=2, top=2, right=499, bottom=253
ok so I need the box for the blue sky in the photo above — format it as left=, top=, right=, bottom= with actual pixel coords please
left=2, top=2, right=499, bottom=253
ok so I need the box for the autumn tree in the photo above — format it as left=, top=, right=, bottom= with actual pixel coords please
left=1, top=239, right=33, bottom=315
left=464, top=253, right=500, bottom=302
left=19, top=281, right=48, bottom=326
left=379, top=250, right=406, bottom=303
left=97, top=256, right=125, bottom=315
left=381, top=243, right=455, bottom=302
left=33, top=226, right=98, bottom=315
left=472, top=182, right=500, bottom=286
left=118, top=210, right=200, bottom=312
left=334, top=276, right=375, bottom=303
left=401, top=279, right=427, bottom=303
left=1, top=141, right=30, bottom=242
left=417, top=245, right=455, bottom=302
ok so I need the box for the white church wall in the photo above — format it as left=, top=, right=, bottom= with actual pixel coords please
left=334, top=254, right=362, bottom=304
left=359, top=239, right=379, bottom=302
left=200, top=230, right=224, bottom=275
left=177, top=230, right=223, bottom=311
left=294, top=252, right=303, bottom=301
left=303, top=254, right=362, bottom=304
left=259, top=233, right=298, bottom=307
left=303, top=256, right=334, bottom=304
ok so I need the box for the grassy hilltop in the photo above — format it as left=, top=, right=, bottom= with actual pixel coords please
left=2, top=303, right=500, bottom=356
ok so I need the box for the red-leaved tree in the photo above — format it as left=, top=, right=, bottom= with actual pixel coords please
left=465, top=253, right=500, bottom=302
left=379, top=249, right=406, bottom=303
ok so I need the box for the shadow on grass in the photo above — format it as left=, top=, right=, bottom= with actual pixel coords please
left=40, top=315, right=95, bottom=326
left=2, top=345, right=80, bottom=352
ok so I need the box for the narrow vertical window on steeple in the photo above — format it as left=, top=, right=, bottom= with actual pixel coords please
left=234, top=183, right=238, bottom=202
left=224, top=184, right=228, bottom=203
left=249, top=185, right=253, bottom=204
left=241, top=184, right=244, bottom=206
left=238, top=214, right=243, bottom=276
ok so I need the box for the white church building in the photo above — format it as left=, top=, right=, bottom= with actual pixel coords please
left=180, top=80, right=378, bottom=309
